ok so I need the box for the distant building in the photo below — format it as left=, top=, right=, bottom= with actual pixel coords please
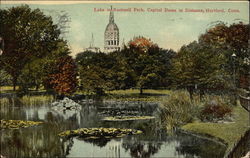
left=84, top=33, right=100, bottom=53
left=104, top=6, right=120, bottom=53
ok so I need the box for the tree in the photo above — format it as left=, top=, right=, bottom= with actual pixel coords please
left=48, top=56, right=77, bottom=96
left=18, top=58, right=45, bottom=91
left=171, top=41, right=229, bottom=100
left=0, top=5, right=61, bottom=90
left=76, top=51, right=116, bottom=95
left=108, top=51, right=137, bottom=90
left=76, top=38, right=175, bottom=95
left=123, top=36, right=175, bottom=94
left=199, top=22, right=250, bottom=87
left=0, top=69, right=12, bottom=86
left=18, top=40, right=70, bottom=92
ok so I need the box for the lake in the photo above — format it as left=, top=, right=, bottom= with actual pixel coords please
left=0, top=97, right=226, bottom=158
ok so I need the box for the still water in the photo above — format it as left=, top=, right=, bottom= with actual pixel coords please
left=0, top=97, right=226, bottom=158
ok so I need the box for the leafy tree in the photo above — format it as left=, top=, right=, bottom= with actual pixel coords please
left=199, top=22, right=250, bottom=87
left=0, top=69, right=12, bottom=86
left=18, top=40, right=70, bottom=92
left=18, top=58, right=45, bottom=91
left=108, top=51, right=137, bottom=90
left=78, top=65, right=112, bottom=95
left=76, top=51, right=110, bottom=95
left=123, top=36, right=175, bottom=94
left=171, top=41, right=229, bottom=100
left=48, top=56, right=78, bottom=96
left=0, top=5, right=61, bottom=90
left=76, top=38, right=175, bottom=95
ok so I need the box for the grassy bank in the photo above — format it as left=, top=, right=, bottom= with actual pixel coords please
left=0, top=86, right=19, bottom=93
left=0, top=95, right=54, bottom=106
left=182, top=105, right=249, bottom=148
left=104, top=89, right=171, bottom=102
left=107, top=89, right=171, bottom=95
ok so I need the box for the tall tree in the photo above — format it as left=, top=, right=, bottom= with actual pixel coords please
left=171, top=41, right=229, bottom=99
left=49, top=56, right=78, bottom=96
left=199, top=22, right=250, bottom=87
left=76, top=51, right=115, bottom=95
left=0, top=5, right=61, bottom=90
left=18, top=40, right=70, bottom=91
left=124, top=36, right=175, bottom=94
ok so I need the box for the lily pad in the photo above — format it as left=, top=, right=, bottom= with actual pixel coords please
left=102, top=116, right=155, bottom=121
left=58, top=127, right=142, bottom=140
left=0, top=120, right=43, bottom=129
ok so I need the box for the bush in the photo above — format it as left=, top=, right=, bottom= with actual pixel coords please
left=200, top=98, right=232, bottom=122
left=159, top=90, right=198, bottom=130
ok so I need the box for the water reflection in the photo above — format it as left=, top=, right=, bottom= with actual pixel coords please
left=122, top=141, right=161, bottom=158
left=0, top=97, right=226, bottom=158
left=1, top=125, right=64, bottom=158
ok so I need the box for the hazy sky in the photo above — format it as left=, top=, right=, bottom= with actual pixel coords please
left=2, top=1, right=249, bottom=56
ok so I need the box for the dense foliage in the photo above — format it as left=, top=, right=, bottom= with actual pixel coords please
left=171, top=41, right=230, bottom=99
left=199, top=22, right=250, bottom=88
left=160, top=91, right=198, bottom=130
left=76, top=37, right=176, bottom=95
left=0, top=5, right=77, bottom=95
left=1, top=5, right=248, bottom=99
left=48, top=56, right=78, bottom=96
left=201, top=104, right=232, bottom=122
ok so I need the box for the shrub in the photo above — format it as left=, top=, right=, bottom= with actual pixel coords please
left=200, top=99, right=232, bottom=122
left=159, top=90, right=198, bottom=130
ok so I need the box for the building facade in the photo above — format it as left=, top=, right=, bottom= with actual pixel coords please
left=104, top=6, right=120, bottom=53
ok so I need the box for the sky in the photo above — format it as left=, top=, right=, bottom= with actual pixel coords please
left=1, top=1, right=249, bottom=56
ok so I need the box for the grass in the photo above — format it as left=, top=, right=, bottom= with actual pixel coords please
left=103, top=89, right=171, bottom=102
left=182, top=105, right=249, bottom=149
left=107, top=89, right=171, bottom=95
left=160, top=90, right=198, bottom=130
left=0, top=86, right=19, bottom=93
left=0, top=86, right=47, bottom=94
left=0, top=95, right=54, bottom=107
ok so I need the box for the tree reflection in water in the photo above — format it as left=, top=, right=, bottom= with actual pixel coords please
left=175, top=132, right=226, bottom=158
left=123, top=142, right=161, bottom=158
left=62, top=137, right=74, bottom=155
left=81, top=138, right=111, bottom=147
left=0, top=126, right=64, bottom=158
left=1, top=98, right=227, bottom=158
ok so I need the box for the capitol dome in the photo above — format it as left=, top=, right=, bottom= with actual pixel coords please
left=104, top=6, right=120, bottom=53
left=105, top=23, right=119, bottom=32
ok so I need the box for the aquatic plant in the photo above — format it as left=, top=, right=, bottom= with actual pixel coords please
left=58, top=127, right=142, bottom=139
left=0, top=120, right=43, bottom=129
left=102, top=116, right=155, bottom=121
left=159, top=90, right=198, bottom=130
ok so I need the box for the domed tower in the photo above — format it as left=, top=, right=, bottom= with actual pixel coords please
left=104, top=6, right=120, bottom=53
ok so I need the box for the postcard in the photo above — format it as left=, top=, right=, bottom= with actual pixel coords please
left=0, top=1, right=249, bottom=158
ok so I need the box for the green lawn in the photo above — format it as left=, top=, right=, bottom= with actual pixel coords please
left=0, top=86, right=19, bottom=93
left=182, top=105, right=249, bottom=149
left=107, top=89, right=171, bottom=95
left=0, top=86, right=48, bottom=94
left=103, top=89, right=171, bottom=102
